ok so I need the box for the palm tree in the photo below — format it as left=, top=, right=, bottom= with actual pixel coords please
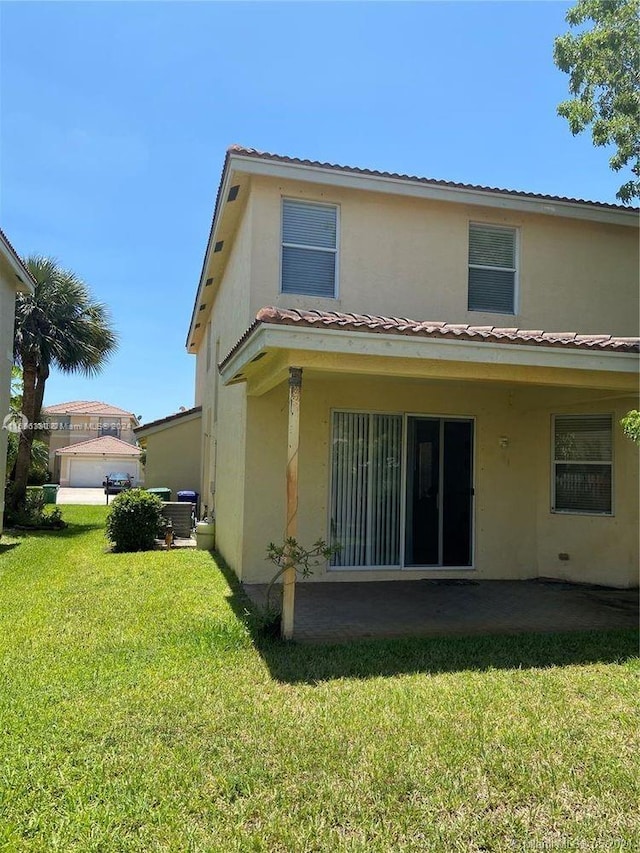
left=8, top=257, right=118, bottom=511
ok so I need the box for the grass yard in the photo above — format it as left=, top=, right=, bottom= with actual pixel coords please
left=0, top=506, right=638, bottom=852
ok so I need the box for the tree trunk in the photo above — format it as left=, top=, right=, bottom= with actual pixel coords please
left=8, top=357, right=42, bottom=511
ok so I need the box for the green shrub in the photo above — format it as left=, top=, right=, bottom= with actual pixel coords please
left=106, top=489, right=164, bottom=552
left=3, top=484, right=66, bottom=530
left=621, top=410, right=640, bottom=444
left=6, top=435, right=50, bottom=486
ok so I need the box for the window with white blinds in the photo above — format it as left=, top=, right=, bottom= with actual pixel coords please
left=552, top=415, right=613, bottom=514
left=468, top=223, right=517, bottom=314
left=281, top=199, right=338, bottom=297
left=330, top=412, right=402, bottom=567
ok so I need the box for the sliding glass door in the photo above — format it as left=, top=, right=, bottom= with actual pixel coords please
left=405, top=417, right=474, bottom=567
left=330, top=412, right=474, bottom=569
left=330, top=412, right=403, bottom=567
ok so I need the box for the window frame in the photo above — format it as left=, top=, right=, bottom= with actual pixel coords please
left=550, top=413, right=614, bottom=517
left=280, top=197, right=340, bottom=299
left=468, top=221, right=519, bottom=315
left=99, top=417, right=121, bottom=438
left=327, top=408, right=477, bottom=571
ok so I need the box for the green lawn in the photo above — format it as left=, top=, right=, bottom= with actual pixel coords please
left=0, top=506, right=637, bottom=852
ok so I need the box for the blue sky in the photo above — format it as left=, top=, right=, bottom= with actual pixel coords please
left=0, top=0, right=628, bottom=423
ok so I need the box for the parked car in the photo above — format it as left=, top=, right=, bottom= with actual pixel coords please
left=103, top=473, right=133, bottom=495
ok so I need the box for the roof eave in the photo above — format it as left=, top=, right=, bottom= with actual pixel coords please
left=219, top=323, right=640, bottom=389
left=134, top=406, right=202, bottom=438
left=229, top=152, right=638, bottom=227
left=0, top=230, right=35, bottom=293
left=186, top=152, right=237, bottom=348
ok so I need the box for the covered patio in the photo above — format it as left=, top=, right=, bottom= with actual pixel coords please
left=244, top=579, right=639, bottom=643
left=219, top=306, right=639, bottom=639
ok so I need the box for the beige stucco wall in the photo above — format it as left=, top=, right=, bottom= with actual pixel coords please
left=0, top=269, right=18, bottom=532
left=530, top=390, right=639, bottom=588
left=192, top=170, right=639, bottom=586
left=236, top=374, right=638, bottom=588
left=246, top=176, right=639, bottom=337
left=196, top=195, right=254, bottom=571
left=142, top=414, right=202, bottom=498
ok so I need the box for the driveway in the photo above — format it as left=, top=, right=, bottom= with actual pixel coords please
left=56, top=487, right=107, bottom=506
left=244, top=579, right=639, bottom=642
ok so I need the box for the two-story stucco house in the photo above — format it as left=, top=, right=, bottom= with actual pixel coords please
left=187, top=146, right=639, bottom=634
left=44, top=401, right=141, bottom=486
left=0, top=229, right=35, bottom=533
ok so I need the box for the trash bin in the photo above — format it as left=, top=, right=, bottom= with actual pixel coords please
left=42, top=484, right=59, bottom=505
left=177, top=490, right=199, bottom=516
left=147, top=487, right=172, bottom=502
left=195, top=520, right=215, bottom=550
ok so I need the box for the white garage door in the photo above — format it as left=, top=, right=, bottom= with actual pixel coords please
left=69, top=457, right=139, bottom=487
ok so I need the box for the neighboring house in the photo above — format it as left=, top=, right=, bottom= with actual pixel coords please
left=0, top=229, right=35, bottom=533
left=134, top=406, right=202, bottom=499
left=55, top=436, right=142, bottom=488
left=187, top=146, right=639, bottom=602
left=44, top=401, right=139, bottom=485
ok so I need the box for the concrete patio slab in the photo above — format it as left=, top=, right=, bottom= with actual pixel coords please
left=243, top=579, right=639, bottom=643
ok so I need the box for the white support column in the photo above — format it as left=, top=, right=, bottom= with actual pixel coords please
left=281, top=366, right=302, bottom=640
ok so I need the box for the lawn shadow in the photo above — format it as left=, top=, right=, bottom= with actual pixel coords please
left=2, top=520, right=105, bottom=540
left=211, top=553, right=639, bottom=684
left=0, top=541, right=20, bottom=554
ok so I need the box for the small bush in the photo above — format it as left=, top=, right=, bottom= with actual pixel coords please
left=3, top=485, right=66, bottom=530
left=621, top=410, right=640, bottom=444
left=106, top=489, right=165, bottom=552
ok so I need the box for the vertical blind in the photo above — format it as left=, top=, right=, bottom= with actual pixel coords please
left=330, top=412, right=402, bottom=567
left=553, top=415, right=613, bottom=514
left=281, top=200, right=337, bottom=297
left=468, top=223, right=516, bottom=314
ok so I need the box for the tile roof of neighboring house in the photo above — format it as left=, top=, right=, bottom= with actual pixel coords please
left=227, top=145, right=639, bottom=212
left=56, top=436, right=141, bottom=456
left=134, top=406, right=202, bottom=434
left=44, top=401, right=136, bottom=417
left=219, top=306, right=640, bottom=370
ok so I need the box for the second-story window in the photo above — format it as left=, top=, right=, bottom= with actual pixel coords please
left=281, top=199, right=338, bottom=297
left=468, top=223, right=517, bottom=314
left=99, top=418, right=121, bottom=438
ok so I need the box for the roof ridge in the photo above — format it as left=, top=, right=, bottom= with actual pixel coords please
left=44, top=400, right=135, bottom=416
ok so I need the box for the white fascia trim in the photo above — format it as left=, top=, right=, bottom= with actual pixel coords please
left=57, top=451, right=141, bottom=457
left=229, top=154, right=638, bottom=228
left=0, top=233, right=34, bottom=293
left=186, top=166, right=236, bottom=345
left=220, top=324, right=639, bottom=384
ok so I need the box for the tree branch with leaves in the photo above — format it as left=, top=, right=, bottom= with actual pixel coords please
left=554, top=0, right=640, bottom=203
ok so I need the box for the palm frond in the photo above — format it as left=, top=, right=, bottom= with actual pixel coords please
left=15, top=256, right=119, bottom=377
